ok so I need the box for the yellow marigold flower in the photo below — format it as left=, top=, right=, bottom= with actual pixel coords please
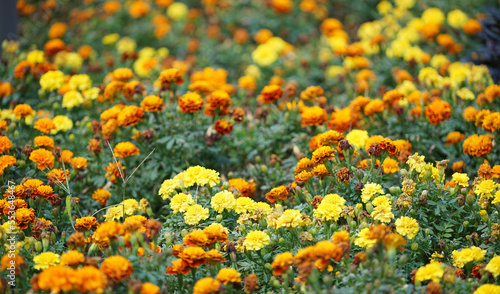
left=395, top=216, right=419, bottom=239
left=252, top=45, right=279, bottom=67
left=493, top=191, right=500, bottom=206
left=100, top=255, right=134, bottom=282
left=447, top=9, right=468, bottom=29
left=452, top=173, right=469, bottom=187
left=29, top=148, right=54, bottom=170
left=211, top=191, right=236, bottom=213
left=456, top=87, right=475, bottom=100
left=141, top=95, right=164, bottom=112
left=276, top=209, right=304, bottom=229
left=406, top=153, right=426, bottom=173
left=474, top=284, right=500, bottom=294
left=243, top=230, right=270, bottom=251
left=345, top=129, right=368, bottom=150
left=371, top=204, right=394, bottom=223
left=39, top=70, right=65, bottom=92
left=158, top=179, right=180, bottom=200
left=62, top=90, right=84, bottom=109
left=474, top=179, right=499, bottom=198
left=34, top=118, right=56, bottom=134
left=33, top=252, right=61, bottom=270
left=27, top=50, right=45, bottom=63
left=361, top=182, right=384, bottom=203
left=314, top=201, right=344, bottom=222
left=485, top=256, right=500, bottom=277
left=354, top=228, right=377, bottom=249
left=216, top=268, right=241, bottom=285
left=193, top=277, right=220, bottom=294
left=323, top=193, right=346, bottom=206
left=51, top=115, right=73, bottom=133
left=61, top=250, right=85, bottom=266
left=234, top=197, right=256, bottom=214
left=451, top=246, right=486, bottom=268
left=167, top=2, right=188, bottom=21
left=68, top=74, right=92, bottom=91
left=184, top=204, right=209, bottom=225
left=414, top=262, right=444, bottom=283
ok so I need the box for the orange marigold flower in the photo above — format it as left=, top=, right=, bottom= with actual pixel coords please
left=112, top=68, right=133, bottom=82
left=295, top=157, right=313, bottom=174
left=117, top=105, right=144, bottom=127
left=193, top=277, right=220, bottom=294
left=451, top=161, right=465, bottom=173
left=463, top=19, right=482, bottom=35
left=311, top=146, right=335, bottom=164
left=15, top=207, right=36, bottom=229
left=266, top=186, right=288, bottom=203
left=482, top=112, right=500, bottom=132
left=382, top=89, right=405, bottom=105
left=214, top=119, right=233, bottom=135
left=260, top=85, right=283, bottom=104
left=129, top=1, right=150, bottom=18
left=75, top=216, right=99, bottom=231
left=271, top=252, right=294, bottom=275
left=0, top=81, right=14, bottom=97
left=34, top=136, right=54, bottom=150
left=301, top=106, right=328, bottom=127
left=228, top=178, right=256, bottom=197
left=179, top=246, right=207, bottom=268
left=463, top=134, right=494, bottom=157
left=61, top=250, right=85, bottom=266
left=76, top=266, right=108, bottom=293
left=179, top=92, right=204, bottom=113
left=425, top=99, right=451, bottom=125
left=238, top=76, right=256, bottom=90
left=205, top=249, right=226, bottom=262
left=445, top=132, right=465, bottom=145
left=203, top=223, right=228, bottom=243
left=14, top=60, right=32, bottom=79
left=47, top=168, right=69, bottom=184
left=92, top=188, right=112, bottom=206
left=71, top=157, right=88, bottom=170
left=103, top=1, right=122, bottom=15
left=165, top=258, right=191, bottom=275
left=36, top=265, right=78, bottom=292
left=13, top=104, right=34, bottom=118
left=0, top=136, right=12, bottom=154
left=44, top=39, right=65, bottom=56
left=48, top=22, right=67, bottom=39
left=103, top=81, right=125, bottom=102
left=140, top=282, right=161, bottom=294
left=140, top=95, right=164, bottom=112
left=29, top=149, right=55, bottom=170
left=1, top=253, right=25, bottom=275
left=463, top=106, right=479, bottom=122
left=183, top=230, right=209, bottom=247
left=205, top=90, right=231, bottom=116
left=381, top=158, right=400, bottom=174
left=159, top=68, right=184, bottom=85
left=113, top=142, right=140, bottom=158
left=364, top=99, right=385, bottom=116
left=328, top=107, right=357, bottom=133
left=300, top=86, right=324, bottom=101
left=104, top=160, right=125, bottom=183
left=100, top=255, right=134, bottom=282
left=216, top=268, right=241, bottom=285
left=311, top=164, right=330, bottom=179
left=34, top=118, right=57, bottom=134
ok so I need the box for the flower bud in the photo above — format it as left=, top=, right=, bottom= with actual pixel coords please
left=260, top=165, right=268, bottom=173
left=366, top=203, right=374, bottom=214
left=222, top=182, right=230, bottom=190
left=466, top=194, right=475, bottom=206
left=255, top=156, right=261, bottom=163
left=180, top=229, right=188, bottom=237
left=164, top=232, right=172, bottom=245
left=399, top=254, right=408, bottom=265
left=35, top=241, right=42, bottom=253
left=389, top=186, right=401, bottom=196
left=411, top=243, right=418, bottom=251
left=425, top=228, right=430, bottom=236
left=216, top=214, right=223, bottom=223
left=463, top=221, right=469, bottom=228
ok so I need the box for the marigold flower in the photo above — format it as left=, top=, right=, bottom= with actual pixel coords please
left=463, top=134, right=494, bottom=157
left=33, top=252, right=61, bottom=270
left=34, top=118, right=57, bottom=134
left=165, top=259, right=191, bottom=275
left=193, top=277, right=220, bottom=294
left=451, top=246, right=486, bottom=268
left=211, top=191, right=236, bottom=213
left=0, top=136, right=12, bottom=154
left=216, top=268, right=241, bottom=285
left=364, top=99, right=385, bottom=116
left=301, top=106, right=328, bottom=127
left=395, top=216, right=420, bottom=239
left=183, top=230, right=209, bottom=247
left=184, top=204, right=210, bottom=225
left=140, top=95, right=164, bottom=112
left=425, top=99, right=451, bottom=125
left=179, top=92, right=204, bottom=113
left=37, top=266, right=79, bottom=292
left=179, top=246, right=206, bottom=268
left=214, top=119, right=233, bottom=135
left=75, top=216, right=99, bottom=231
left=203, top=223, right=228, bottom=244
left=260, top=85, right=283, bottom=104
left=100, top=255, right=134, bottom=282
left=61, top=250, right=85, bottom=267
left=445, top=132, right=465, bottom=145
left=104, top=161, right=125, bottom=183
left=266, top=186, right=288, bottom=203
left=242, top=230, right=270, bottom=251
left=70, top=157, right=88, bottom=170
left=92, top=188, right=112, bottom=206
left=463, top=19, right=482, bottom=35
left=117, top=105, right=144, bottom=127
left=113, top=142, right=140, bottom=158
